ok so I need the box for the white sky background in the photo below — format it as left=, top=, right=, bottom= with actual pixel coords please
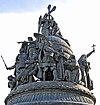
left=0, top=0, right=100, bottom=105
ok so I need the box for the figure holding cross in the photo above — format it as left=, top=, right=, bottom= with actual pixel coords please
left=38, top=4, right=56, bottom=36
left=78, top=44, right=96, bottom=89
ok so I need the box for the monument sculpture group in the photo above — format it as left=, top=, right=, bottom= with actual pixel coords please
left=3, top=4, right=96, bottom=105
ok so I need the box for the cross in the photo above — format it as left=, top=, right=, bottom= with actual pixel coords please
left=47, top=4, right=56, bottom=20
left=92, top=44, right=96, bottom=52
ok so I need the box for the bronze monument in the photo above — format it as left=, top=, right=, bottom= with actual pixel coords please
left=3, top=4, right=96, bottom=105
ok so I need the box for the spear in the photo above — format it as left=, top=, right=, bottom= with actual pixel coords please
left=1, top=55, right=8, bottom=69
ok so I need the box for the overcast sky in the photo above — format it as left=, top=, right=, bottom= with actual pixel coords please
left=0, top=0, right=100, bottom=105
left=0, top=0, right=48, bottom=13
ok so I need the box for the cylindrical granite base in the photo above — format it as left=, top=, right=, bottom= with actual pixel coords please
left=5, top=81, right=96, bottom=105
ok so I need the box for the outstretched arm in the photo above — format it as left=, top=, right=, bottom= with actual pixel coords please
left=7, top=65, right=15, bottom=70
left=87, top=50, right=95, bottom=58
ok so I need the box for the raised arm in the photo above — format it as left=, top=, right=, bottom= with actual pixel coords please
left=87, top=44, right=95, bottom=58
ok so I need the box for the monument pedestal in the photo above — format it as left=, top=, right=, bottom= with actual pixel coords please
left=5, top=81, right=96, bottom=105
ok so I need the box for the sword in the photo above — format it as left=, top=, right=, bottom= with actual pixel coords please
left=1, top=55, right=8, bottom=69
